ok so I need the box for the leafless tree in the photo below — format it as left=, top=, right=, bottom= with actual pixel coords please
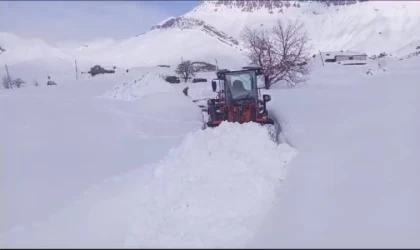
left=2, top=76, right=26, bottom=89
left=2, top=76, right=11, bottom=89
left=241, top=19, right=311, bottom=88
left=176, top=60, right=196, bottom=83
left=12, top=78, right=25, bottom=88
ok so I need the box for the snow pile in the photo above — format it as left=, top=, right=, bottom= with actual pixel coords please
left=124, top=121, right=297, bottom=248
left=103, top=72, right=175, bottom=101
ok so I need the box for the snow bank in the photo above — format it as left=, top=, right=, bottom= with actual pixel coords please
left=103, top=72, right=175, bottom=101
left=0, top=122, right=297, bottom=248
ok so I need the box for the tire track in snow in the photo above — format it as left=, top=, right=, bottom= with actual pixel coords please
left=108, top=107, right=203, bottom=125
left=108, top=107, right=203, bottom=139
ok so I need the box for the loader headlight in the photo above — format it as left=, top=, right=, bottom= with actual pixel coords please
left=263, top=94, right=271, bottom=102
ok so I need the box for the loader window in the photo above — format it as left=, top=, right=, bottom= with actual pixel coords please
left=226, top=73, right=254, bottom=99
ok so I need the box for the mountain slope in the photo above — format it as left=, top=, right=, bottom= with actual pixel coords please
left=185, top=0, right=420, bottom=56
left=0, top=32, right=72, bottom=66
left=67, top=17, right=248, bottom=69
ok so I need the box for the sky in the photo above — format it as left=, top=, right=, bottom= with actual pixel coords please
left=0, top=1, right=199, bottom=45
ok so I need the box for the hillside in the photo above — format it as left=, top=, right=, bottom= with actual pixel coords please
left=0, top=32, right=72, bottom=66
left=67, top=16, right=248, bottom=69
left=185, top=0, right=420, bottom=56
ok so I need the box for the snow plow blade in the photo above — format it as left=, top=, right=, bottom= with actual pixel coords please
left=202, top=117, right=282, bottom=145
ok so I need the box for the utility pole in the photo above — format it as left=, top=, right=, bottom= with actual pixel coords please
left=319, top=50, right=325, bottom=67
left=215, top=58, right=219, bottom=70
left=74, top=60, right=78, bottom=80
left=5, top=64, right=12, bottom=89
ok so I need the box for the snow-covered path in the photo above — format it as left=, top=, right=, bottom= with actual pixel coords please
left=249, top=68, right=420, bottom=247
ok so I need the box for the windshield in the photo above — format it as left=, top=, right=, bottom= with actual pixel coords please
left=225, top=72, right=254, bottom=99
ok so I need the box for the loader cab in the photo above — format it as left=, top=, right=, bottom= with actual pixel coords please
left=217, top=68, right=261, bottom=105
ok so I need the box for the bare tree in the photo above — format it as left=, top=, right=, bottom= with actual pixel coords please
left=175, top=60, right=196, bottom=83
left=12, top=78, right=25, bottom=88
left=241, top=19, right=311, bottom=88
left=2, top=76, right=26, bottom=89
left=2, top=76, right=11, bottom=89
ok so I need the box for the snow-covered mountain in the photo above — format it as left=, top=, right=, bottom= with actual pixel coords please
left=70, top=16, right=248, bottom=69
left=150, top=17, right=241, bottom=50
left=185, top=0, right=420, bottom=56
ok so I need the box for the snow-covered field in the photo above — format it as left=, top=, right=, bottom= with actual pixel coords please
left=1, top=54, right=419, bottom=247
left=249, top=57, right=420, bottom=248
left=0, top=67, right=297, bottom=248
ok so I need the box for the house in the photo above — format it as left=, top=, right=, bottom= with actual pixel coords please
left=334, top=53, right=367, bottom=62
left=323, top=51, right=368, bottom=63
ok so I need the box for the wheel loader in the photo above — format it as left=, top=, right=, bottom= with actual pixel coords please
left=203, top=66, right=280, bottom=142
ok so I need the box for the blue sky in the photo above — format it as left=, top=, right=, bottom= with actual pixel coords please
left=0, top=1, right=199, bottom=44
